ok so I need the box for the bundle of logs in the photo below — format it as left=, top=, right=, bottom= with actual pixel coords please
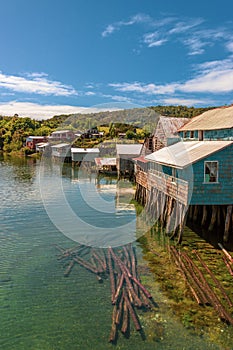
left=170, top=245, right=233, bottom=325
left=54, top=243, right=155, bottom=343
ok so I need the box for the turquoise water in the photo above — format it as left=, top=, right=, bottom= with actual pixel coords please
left=0, top=155, right=221, bottom=349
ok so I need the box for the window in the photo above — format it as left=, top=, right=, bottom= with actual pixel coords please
left=190, top=131, right=194, bottom=138
left=204, top=161, right=218, bottom=183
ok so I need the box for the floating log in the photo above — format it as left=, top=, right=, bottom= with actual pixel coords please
left=121, top=299, right=129, bottom=334
left=64, top=260, right=75, bottom=277
left=73, top=256, right=99, bottom=275
left=107, top=249, right=116, bottom=303
left=194, top=251, right=233, bottom=308
left=56, top=244, right=154, bottom=343
left=222, top=256, right=233, bottom=277
left=92, top=250, right=107, bottom=272
left=123, top=290, right=142, bottom=331
left=170, top=246, right=209, bottom=305
left=109, top=248, right=143, bottom=307
left=181, top=251, right=233, bottom=324
left=218, top=243, right=233, bottom=263
left=109, top=305, right=118, bottom=343
left=129, top=244, right=139, bottom=297
left=115, top=296, right=124, bottom=325
left=113, top=274, right=124, bottom=305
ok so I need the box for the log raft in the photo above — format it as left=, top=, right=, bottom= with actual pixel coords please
left=54, top=243, right=156, bottom=344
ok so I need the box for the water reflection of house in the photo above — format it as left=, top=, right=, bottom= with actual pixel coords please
left=116, top=144, right=143, bottom=180
left=115, top=184, right=136, bottom=212
left=95, top=157, right=117, bottom=174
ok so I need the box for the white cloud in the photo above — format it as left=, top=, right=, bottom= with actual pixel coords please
left=181, top=69, right=233, bottom=93
left=102, top=24, right=116, bottom=37
left=226, top=41, right=233, bottom=52
left=183, top=37, right=205, bottom=55
left=169, top=18, right=204, bottom=34
left=0, top=101, right=120, bottom=120
left=110, top=57, right=233, bottom=97
left=109, top=82, right=178, bottom=95
left=85, top=91, right=96, bottom=96
left=0, top=72, right=77, bottom=96
left=143, top=32, right=167, bottom=47
left=102, top=13, right=233, bottom=58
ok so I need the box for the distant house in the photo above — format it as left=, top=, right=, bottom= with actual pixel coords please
left=116, top=144, right=143, bottom=179
left=71, top=147, right=100, bottom=165
left=26, top=136, right=47, bottom=151
left=95, top=157, right=117, bottom=174
left=134, top=116, right=189, bottom=176
left=143, top=116, right=189, bottom=154
left=82, top=127, right=104, bottom=139
left=36, top=142, right=50, bottom=154
left=49, top=130, right=75, bottom=142
left=74, top=130, right=83, bottom=138
left=51, top=143, right=71, bottom=160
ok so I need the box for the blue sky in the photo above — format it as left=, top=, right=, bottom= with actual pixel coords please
left=1, top=0, right=233, bottom=118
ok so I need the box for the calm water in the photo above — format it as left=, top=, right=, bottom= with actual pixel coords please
left=0, top=155, right=221, bottom=349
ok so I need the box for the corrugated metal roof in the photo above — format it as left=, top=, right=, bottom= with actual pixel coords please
left=51, top=143, right=70, bottom=148
left=133, top=156, right=149, bottom=163
left=116, top=144, right=143, bottom=155
left=154, top=116, right=189, bottom=137
left=95, top=157, right=116, bottom=166
left=51, top=130, right=73, bottom=134
left=145, top=141, right=233, bottom=168
left=27, top=136, right=46, bottom=139
left=179, top=106, right=233, bottom=131
left=71, top=148, right=100, bottom=153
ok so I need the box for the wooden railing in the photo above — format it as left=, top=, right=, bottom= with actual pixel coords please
left=136, top=169, right=189, bottom=205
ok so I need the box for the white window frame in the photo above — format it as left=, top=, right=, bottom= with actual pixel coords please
left=204, top=161, right=219, bottom=184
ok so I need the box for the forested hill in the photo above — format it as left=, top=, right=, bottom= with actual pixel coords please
left=50, top=105, right=215, bottom=131
left=0, top=105, right=216, bottom=153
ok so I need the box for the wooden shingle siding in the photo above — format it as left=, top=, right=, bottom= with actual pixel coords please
left=135, top=169, right=149, bottom=189
left=190, top=144, right=233, bottom=205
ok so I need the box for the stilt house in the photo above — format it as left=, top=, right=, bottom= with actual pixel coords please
left=142, top=106, right=233, bottom=242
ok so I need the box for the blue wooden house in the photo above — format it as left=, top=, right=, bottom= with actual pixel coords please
left=141, top=106, right=233, bottom=243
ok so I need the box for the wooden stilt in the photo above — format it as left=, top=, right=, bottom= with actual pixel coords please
left=201, top=205, right=208, bottom=227
left=223, top=205, right=232, bottom=242
left=193, top=205, right=199, bottom=222
left=208, top=205, right=217, bottom=231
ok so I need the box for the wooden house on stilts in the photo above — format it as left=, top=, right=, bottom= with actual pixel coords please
left=135, top=106, right=233, bottom=244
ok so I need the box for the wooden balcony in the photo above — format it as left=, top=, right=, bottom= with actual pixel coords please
left=136, top=169, right=189, bottom=205
left=148, top=170, right=189, bottom=205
